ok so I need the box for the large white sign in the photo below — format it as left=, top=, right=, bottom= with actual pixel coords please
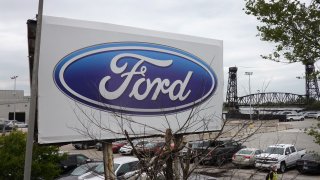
left=38, top=16, right=223, bottom=144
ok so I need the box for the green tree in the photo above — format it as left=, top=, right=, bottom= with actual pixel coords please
left=304, top=101, right=320, bottom=145
left=307, top=121, right=320, bottom=145
left=244, top=0, right=320, bottom=64
left=245, top=0, right=320, bottom=145
left=0, top=131, right=65, bottom=180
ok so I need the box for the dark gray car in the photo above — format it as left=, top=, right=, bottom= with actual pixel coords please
left=57, top=162, right=102, bottom=180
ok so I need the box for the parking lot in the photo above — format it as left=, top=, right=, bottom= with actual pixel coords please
left=60, top=118, right=320, bottom=179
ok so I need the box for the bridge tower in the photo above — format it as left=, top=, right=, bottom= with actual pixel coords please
left=305, top=62, right=320, bottom=101
left=226, top=67, right=239, bottom=110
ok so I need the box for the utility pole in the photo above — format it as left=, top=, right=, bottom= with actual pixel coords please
left=11, top=75, right=18, bottom=123
left=24, top=0, right=43, bottom=179
left=245, top=72, right=253, bottom=121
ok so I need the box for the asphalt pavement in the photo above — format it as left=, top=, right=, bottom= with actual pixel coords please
left=243, top=118, right=320, bottom=152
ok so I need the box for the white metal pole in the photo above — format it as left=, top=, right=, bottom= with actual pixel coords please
left=23, top=0, right=43, bottom=179
left=12, top=76, right=18, bottom=122
left=249, top=74, right=252, bottom=121
left=245, top=72, right=253, bottom=121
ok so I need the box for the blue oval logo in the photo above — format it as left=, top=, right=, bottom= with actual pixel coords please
left=53, top=42, right=217, bottom=115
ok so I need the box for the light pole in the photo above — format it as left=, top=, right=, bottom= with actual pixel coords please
left=245, top=72, right=253, bottom=121
left=11, top=76, right=18, bottom=123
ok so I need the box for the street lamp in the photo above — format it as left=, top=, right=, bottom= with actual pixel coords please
left=11, top=75, right=18, bottom=123
left=245, top=72, right=253, bottom=120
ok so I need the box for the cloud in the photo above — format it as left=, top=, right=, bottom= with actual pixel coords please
left=0, top=0, right=311, bottom=98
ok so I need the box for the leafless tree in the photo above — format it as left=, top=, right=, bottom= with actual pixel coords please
left=68, top=97, right=278, bottom=180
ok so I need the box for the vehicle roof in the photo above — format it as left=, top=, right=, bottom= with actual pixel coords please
left=190, top=138, right=234, bottom=143
left=147, top=141, right=165, bottom=144
left=114, top=157, right=139, bottom=164
left=113, top=140, right=127, bottom=144
left=269, top=144, right=294, bottom=148
left=67, top=153, right=90, bottom=157
left=239, top=147, right=260, bottom=151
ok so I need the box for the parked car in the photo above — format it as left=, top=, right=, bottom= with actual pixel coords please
left=303, top=112, right=320, bottom=119
left=6, top=120, right=28, bottom=128
left=232, top=148, right=263, bottom=167
left=136, top=141, right=166, bottom=156
left=96, top=141, right=128, bottom=153
left=72, top=141, right=97, bottom=150
left=309, top=112, right=320, bottom=119
left=78, top=157, right=140, bottom=179
left=180, top=141, right=196, bottom=157
left=286, top=114, right=304, bottom=121
left=119, top=140, right=149, bottom=155
left=112, top=141, right=128, bottom=153
left=0, top=120, right=13, bottom=131
left=278, top=111, right=297, bottom=115
left=296, top=153, right=320, bottom=174
left=255, top=144, right=306, bottom=173
left=57, top=161, right=102, bottom=180
left=95, top=142, right=102, bottom=151
left=196, top=139, right=245, bottom=166
left=60, top=153, right=92, bottom=174
left=190, top=140, right=212, bottom=153
left=180, top=140, right=211, bottom=162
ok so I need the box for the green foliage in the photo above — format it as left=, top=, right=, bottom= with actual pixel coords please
left=305, top=101, right=320, bottom=110
left=0, top=131, right=65, bottom=180
left=303, top=100, right=320, bottom=146
left=307, top=120, right=320, bottom=145
left=244, top=0, right=320, bottom=64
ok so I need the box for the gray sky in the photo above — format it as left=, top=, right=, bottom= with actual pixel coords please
left=0, top=0, right=310, bottom=99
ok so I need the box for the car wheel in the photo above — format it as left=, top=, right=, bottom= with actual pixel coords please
left=297, top=166, right=305, bottom=174
left=301, top=118, right=304, bottom=121
left=215, top=155, right=225, bottom=166
left=279, top=162, right=286, bottom=173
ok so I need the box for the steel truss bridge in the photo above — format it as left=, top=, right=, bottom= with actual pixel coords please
left=237, top=92, right=306, bottom=106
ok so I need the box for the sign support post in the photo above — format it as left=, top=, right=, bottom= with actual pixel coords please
left=23, top=0, right=43, bottom=179
left=102, top=142, right=115, bottom=180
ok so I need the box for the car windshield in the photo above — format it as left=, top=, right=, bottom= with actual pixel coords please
left=145, top=143, right=156, bottom=148
left=133, top=141, right=147, bottom=146
left=302, top=153, right=320, bottom=161
left=93, top=163, right=120, bottom=174
left=70, top=164, right=91, bottom=176
left=132, top=141, right=141, bottom=146
left=211, top=141, right=225, bottom=147
left=192, top=141, right=210, bottom=148
left=237, top=149, right=253, bottom=155
left=265, top=147, right=284, bottom=155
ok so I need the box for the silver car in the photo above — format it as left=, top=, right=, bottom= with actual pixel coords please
left=286, top=114, right=304, bottom=121
left=232, top=148, right=263, bottom=167
left=119, top=140, right=149, bottom=155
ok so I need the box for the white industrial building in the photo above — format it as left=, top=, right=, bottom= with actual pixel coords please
left=0, top=90, right=30, bottom=123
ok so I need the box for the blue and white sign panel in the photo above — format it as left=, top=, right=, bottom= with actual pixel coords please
left=38, top=16, right=223, bottom=144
